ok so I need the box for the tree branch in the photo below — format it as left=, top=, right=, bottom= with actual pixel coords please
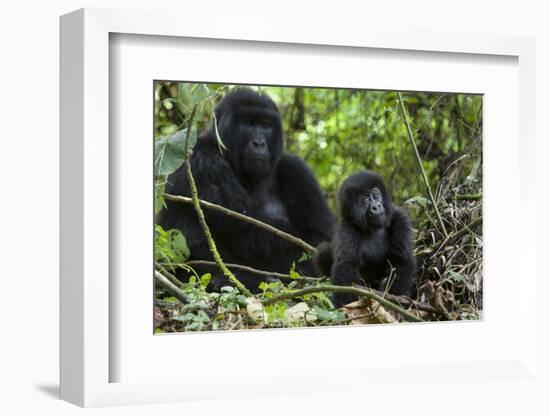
left=163, top=193, right=316, bottom=255
left=155, top=263, right=182, bottom=287
left=354, top=284, right=439, bottom=314
left=184, top=260, right=322, bottom=282
left=397, top=92, right=448, bottom=238
left=173, top=260, right=440, bottom=314
left=263, top=284, right=424, bottom=323
left=154, top=270, right=190, bottom=305
left=182, top=106, right=252, bottom=297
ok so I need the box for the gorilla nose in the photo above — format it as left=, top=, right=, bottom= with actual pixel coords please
left=252, top=138, right=267, bottom=149
left=370, top=203, right=382, bottom=215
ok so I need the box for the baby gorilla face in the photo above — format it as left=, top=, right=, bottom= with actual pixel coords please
left=339, top=170, right=392, bottom=232
left=362, top=187, right=386, bottom=225
left=352, top=187, right=387, bottom=230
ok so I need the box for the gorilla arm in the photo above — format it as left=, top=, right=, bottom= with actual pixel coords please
left=313, top=241, right=334, bottom=277
left=276, top=153, right=334, bottom=246
left=330, top=221, right=362, bottom=306
left=386, top=207, right=416, bottom=296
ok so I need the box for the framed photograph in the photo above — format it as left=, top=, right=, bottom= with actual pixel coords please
left=152, top=81, right=482, bottom=333
left=60, top=8, right=537, bottom=407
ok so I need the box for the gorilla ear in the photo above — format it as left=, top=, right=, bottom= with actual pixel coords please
left=338, top=188, right=353, bottom=218
left=342, top=186, right=358, bottom=202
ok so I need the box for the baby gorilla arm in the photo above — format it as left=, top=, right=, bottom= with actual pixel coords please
left=330, top=222, right=362, bottom=306
left=384, top=208, right=416, bottom=296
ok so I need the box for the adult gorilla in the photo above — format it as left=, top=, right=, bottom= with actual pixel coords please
left=158, top=89, right=334, bottom=291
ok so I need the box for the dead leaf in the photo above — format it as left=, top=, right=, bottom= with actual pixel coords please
left=284, top=302, right=317, bottom=324
left=418, top=281, right=436, bottom=300
left=343, top=298, right=398, bottom=324
left=434, top=286, right=454, bottom=315
left=417, top=281, right=454, bottom=316
left=246, top=297, right=267, bottom=324
left=154, top=306, right=165, bottom=327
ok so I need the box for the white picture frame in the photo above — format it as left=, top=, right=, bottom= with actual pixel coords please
left=60, top=7, right=538, bottom=408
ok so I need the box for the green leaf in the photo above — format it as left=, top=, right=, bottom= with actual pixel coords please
left=190, top=84, right=214, bottom=103
left=155, top=225, right=175, bottom=263
left=196, top=311, right=210, bottom=322
left=155, top=181, right=166, bottom=214
left=236, top=294, right=248, bottom=307
left=313, top=305, right=345, bottom=322
left=199, top=273, right=212, bottom=288
left=154, top=128, right=197, bottom=176
left=289, top=262, right=301, bottom=279
left=264, top=302, right=287, bottom=323
left=448, top=270, right=468, bottom=284
left=298, top=252, right=311, bottom=263
left=166, top=229, right=190, bottom=263
left=404, top=195, right=430, bottom=207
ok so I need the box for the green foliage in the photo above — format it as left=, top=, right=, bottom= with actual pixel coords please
left=263, top=301, right=288, bottom=324
left=155, top=225, right=190, bottom=265
left=288, top=263, right=301, bottom=280
left=218, top=286, right=249, bottom=311
left=313, top=305, right=346, bottom=323
left=260, top=87, right=481, bottom=218
left=154, top=82, right=228, bottom=139
left=154, top=82, right=228, bottom=213
left=154, top=128, right=197, bottom=176
left=173, top=310, right=211, bottom=331
left=155, top=180, right=166, bottom=214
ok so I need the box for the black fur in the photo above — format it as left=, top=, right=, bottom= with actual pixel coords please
left=313, top=171, right=416, bottom=307
left=158, top=89, right=334, bottom=292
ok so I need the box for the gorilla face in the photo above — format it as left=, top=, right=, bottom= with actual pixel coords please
left=339, top=171, right=392, bottom=231
left=213, top=89, right=283, bottom=185
left=358, top=186, right=387, bottom=228
left=238, top=114, right=276, bottom=179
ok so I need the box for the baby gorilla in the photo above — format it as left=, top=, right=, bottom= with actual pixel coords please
left=314, top=171, right=416, bottom=307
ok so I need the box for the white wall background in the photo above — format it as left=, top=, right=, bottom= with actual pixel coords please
left=1, top=0, right=548, bottom=414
